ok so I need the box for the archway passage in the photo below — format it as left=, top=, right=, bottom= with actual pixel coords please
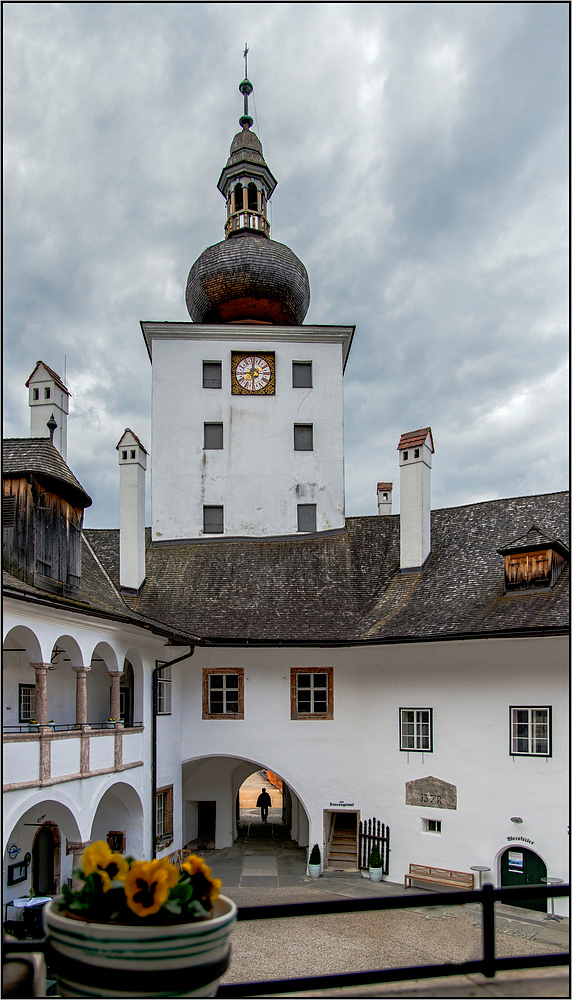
left=500, top=846, right=547, bottom=912
left=237, top=769, right=285, bottom=840
left=32, top=825, right=57, bottom=895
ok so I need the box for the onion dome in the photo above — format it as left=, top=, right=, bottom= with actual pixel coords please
left=185, top=62, right=310, bottom=325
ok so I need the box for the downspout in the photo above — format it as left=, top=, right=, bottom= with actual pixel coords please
left=152, top=647, right=194, bottom=859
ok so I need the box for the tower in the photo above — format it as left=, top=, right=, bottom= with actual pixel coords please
left=144, top=61, right=353, bottom=541
left=26, top=361, right=70, bottom=460
left=117, top=429, right=147, bottom=592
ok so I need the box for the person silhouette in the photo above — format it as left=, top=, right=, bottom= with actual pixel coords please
left=256, top=788, right=272, bottom=822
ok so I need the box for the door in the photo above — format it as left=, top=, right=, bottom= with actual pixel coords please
left=32, top=825, right=55, bottom=895
left=500, top=847, right=547, bottom=912
left=197, top=801, right=216, bottom=842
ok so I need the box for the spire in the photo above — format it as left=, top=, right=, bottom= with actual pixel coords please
left=239, top=43, right=253, bottom=129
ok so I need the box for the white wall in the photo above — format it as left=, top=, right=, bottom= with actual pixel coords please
left=177, top=637, right=568, bottom=907
left=149, top=326, right=348, bottom=539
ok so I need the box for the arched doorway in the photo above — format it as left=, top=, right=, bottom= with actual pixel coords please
left=32, top=823, right=59, bottom=895
left=500, top=846, right=547, bottom=912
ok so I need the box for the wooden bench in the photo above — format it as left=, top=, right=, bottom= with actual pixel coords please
left=404, top=863, right=474, bottom=891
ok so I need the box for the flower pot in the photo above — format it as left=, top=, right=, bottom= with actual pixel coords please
left=369, top=866, right=383, bottom=883
left=103, top=722, right=115, bottom=729
left=43, top=894, right=237, bottom=998
left=27, top=724, right=39, bottom=733
left=308, top=864, right=321, bottom=879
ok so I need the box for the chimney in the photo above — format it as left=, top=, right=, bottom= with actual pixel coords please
left=397, top=427, right=434, bottom=571
left=117, top=429, right=148, bottom=592
left=377, top=482, right=393, bottom=515
left=26, top=361, right=70, bottom=460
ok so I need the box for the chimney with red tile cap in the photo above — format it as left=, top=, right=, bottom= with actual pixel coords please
left=397, top=427, right=434, bottom=571
left=377, top=482, right=393, bottom=516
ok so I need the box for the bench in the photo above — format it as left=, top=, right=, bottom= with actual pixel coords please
left=404, top=863, right=474, bottom=891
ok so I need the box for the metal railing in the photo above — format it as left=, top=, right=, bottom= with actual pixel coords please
left=3, top=722, right=144, bottom=734
left=216, top=883, right=569, bottom=997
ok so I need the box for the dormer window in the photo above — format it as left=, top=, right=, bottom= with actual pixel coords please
left=122, top=451, right=128, bottom=460
left=498, top=526, right=568, bottom=592
left=44, top=388, right=51, bottom=399
left=33, top=388, right=39, bottom=400
left=403, top=451, right=408, bottom=461
left=130, top=450, right=136, bottom=459
left=414, top=448, right=420, bottom=458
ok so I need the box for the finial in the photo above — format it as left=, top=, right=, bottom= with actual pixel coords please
left=47, top=412, right=58, bottom=444
left=238, top=43, right=253, bottom=129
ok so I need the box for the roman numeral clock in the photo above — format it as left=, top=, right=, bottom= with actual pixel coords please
left=231, top=351, right=275, bottom=394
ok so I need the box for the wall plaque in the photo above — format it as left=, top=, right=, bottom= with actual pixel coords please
left=405, top=776, right=457, bottom=810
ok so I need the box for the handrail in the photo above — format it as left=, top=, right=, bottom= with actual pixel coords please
left=216, top=883, right=569, bottom=997
left=3, top=722, right=144, bottom=734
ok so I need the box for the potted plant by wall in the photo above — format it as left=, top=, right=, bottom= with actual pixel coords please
left=308, top=843, right=321, bottom=878
left=27, top=719, right=39, bottom=733
left=103, top=717, right=116, bottom=729
left=368, top=844, right=383, bottom=882
left=43, top=841, right=236, bottom=998
left=48, top=719, right=56, bottom=731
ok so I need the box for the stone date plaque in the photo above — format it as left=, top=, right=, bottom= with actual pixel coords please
left=405, top=776, right=457, bottom=810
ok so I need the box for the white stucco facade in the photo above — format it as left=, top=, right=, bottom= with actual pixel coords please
left=142, top=323, right=353, bottom=540
left=399, top=439, right=433, bottom=569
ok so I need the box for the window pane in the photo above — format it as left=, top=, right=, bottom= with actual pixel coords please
left=203, top=362, right=222, bottom=388
left=313, top=694, right=327, bottom=712
left=297, top=675, right=311, bottom=688
left=294, top=424, right=313, bottom=451
left=226, top=697, right=239, bottom=713
left=297, top=504, right=316, bottom=532
left=313, top=674, right=327, bottom=689
left=293, top=362, right=313, bottom=388
left=210, top=692, right=224, bottom=711
left=225, top=675, right=239, bottom=689
left=204, top=423, right=223, bottom=449
left=204, top=506, right=223, bottom=533
left=298, top=694, right=312, bottom=712
left=210, top=675, right=223, bottom=689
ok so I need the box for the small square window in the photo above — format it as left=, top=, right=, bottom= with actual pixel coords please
left=44, top=387, right=51, bottom=399
left=32, top=388, right=39, bottom=400
left=423, top=819, right=441, bottom=833
left=510, top=706, right=551, bottom=756
left=204, top=423, right=223, bottom=449
left=203, top=669, right=244, bottom=718
left=292, top=362, right=313, bottom=388
left=403, top=451, right=409, bottom=461
left=400, top=708, right=433, bottom=751
left=122, top=450, right=128, bottom=460
left=414, top=448, right=420, bottom=458
left=294, top=424, right=313, bottom=451
left=203, top=505, right=224, bottom=534
left=291, top=668, right=333, bottom=719
left=130, top=449, right=136, bottom=459
left=297, top=504, right=316, bottom=532
left=203, top=362, right=222, bottom=388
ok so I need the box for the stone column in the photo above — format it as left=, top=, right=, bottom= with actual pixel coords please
left=108, top=671, right=124, bottom=727
left=66, top=840, right=91, bottom=889
left=30, top=663, right=49, bottom=726
left=73, top=667, right=90, bottom=729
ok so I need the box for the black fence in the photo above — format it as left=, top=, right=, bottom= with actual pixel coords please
left=359, top=817, right=390, bottom=873
left=3, top=722, right=144, bottom=734
left=216, top=882, right=569, bottom=997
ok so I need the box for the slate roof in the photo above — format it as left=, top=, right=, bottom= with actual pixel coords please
left=497, top=525, right=569, bottom=557
left=3, top=439, right=92, bottom=509
left=84, top=491, right=569, bottom=646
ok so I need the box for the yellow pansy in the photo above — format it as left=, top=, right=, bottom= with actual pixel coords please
left=82, top=841, right=129, bottom=891
left=125, top=859, right=180, bottom=917
left=181, top=854, right=221, bottom=905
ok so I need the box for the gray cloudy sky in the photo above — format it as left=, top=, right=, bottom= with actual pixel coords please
left=4, top=2, right=569, bottom=528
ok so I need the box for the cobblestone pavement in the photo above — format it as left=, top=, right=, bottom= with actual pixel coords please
left=191, top=820, right=568, bottom=999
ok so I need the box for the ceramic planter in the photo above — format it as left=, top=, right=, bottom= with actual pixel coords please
left=369, top=866, right=383, bottom=882
left=43, top=894, right=237, bottom=998
left=308, top=863, right=321, bottom=879
left=27, top=724, right=39, bottom=733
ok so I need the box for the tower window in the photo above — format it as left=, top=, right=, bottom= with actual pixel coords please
left=122, top=451, right=128, bottom=460
left=414, top=448, right=420, bottom=458
left=203, top=506, right=224, bottom=534
left=294, top=424, right=313, bottom=451
left=130, top=450, right=136, bottom=459
left=44, top=388, right=51, bottom=399
left=297, top=504, right=316, bottom=533
left=33, top=388, right=39, bottom=400
left=203, top=362, right=222, bottom=388
left=248, top=182, right=258, bottom=211
left=204, top=423, right=223, bottom=449
left=403, top=451, right=409, bottom=461
left=233, top=182, right=243, bottom=212
left=292, top=362, right=313, bottom=388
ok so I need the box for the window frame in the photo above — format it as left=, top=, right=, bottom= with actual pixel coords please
left=202, top=361, right=222, bottom=389
left=19, top=683, right=36, bottom=723
left=202, top=668, right=244, bottom=719
left=294, top=424, right=314, bottom=451
left=155, top=785, right=173, bottom=848
left=290, top=667, right=333, bottom=720
left=399, top=707, right=433, bottom=752
left=203, top=505, right=224, bottom=534
left=510, top=705, right=552, bottom=757
left=297, top=503, right=317, bottom=533
left=204, top=422, right=224, bottom=450
left=156, top=666, right=172, bottom=715
left=292, top=361, right=313, bottom=388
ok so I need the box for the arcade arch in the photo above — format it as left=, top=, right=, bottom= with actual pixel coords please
left=90, top=781, right=145, bottom=860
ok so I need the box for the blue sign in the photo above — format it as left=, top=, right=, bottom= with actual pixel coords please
left=7, top=844, right=21, bottom=860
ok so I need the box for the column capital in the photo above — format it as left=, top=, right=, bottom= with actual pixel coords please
left=108, top=670, right=124, bottom=679
left=72, top=665, right=90, bottom=674
left=66, top=840, right=91, bottom=855
left=30, top=662, right=50, bottom=673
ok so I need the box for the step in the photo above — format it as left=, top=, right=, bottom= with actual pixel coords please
left=331, top=837, right=357, bottom=846
left=329, top=851, right=358, bottom=862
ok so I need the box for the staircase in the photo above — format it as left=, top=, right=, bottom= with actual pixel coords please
left=327, top=819, right=358, bottom=870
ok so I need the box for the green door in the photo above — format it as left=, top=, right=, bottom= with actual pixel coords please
left=500, top=847, right=547, bottom=912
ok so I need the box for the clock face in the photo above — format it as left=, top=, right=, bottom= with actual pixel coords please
left=231, top=352, right=275, bottom=394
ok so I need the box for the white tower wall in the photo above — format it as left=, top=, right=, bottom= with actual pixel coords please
left=399, top=441, right=432, bottom=570
left=143, top=323, right=353, bottom=541
left=27, top=364, right=69, bottom=460
left=118, top=431, right=147, bottom=591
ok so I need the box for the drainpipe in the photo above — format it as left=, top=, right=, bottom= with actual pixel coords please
left=152, top=648, right=194, bottom=859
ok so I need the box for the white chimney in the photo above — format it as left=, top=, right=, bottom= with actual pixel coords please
left=26, top=361, right=70, bottom=460
left=117, top=429, right=148, bottom=592
left=397, top=427, right=434, bottom=571
left=377, top=482, right=393, bottom=515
